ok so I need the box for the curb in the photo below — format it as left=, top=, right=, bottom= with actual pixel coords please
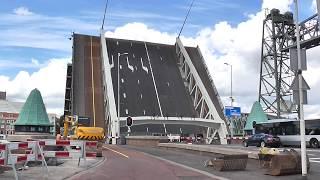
left=64, top=157, right=106, bottom=180
left=158, top=143, right=259, bottom=159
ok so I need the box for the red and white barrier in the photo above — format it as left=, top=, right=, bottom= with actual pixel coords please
left=0, top=139, right=99, bottom=180
left=36, top=139, right=98, bottom=159
left=0, top=144, right=6, bottom=166
left=0, top=140, right=48, bottom=180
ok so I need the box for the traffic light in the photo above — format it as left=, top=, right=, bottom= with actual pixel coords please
left=252, top=121, right=257, bottom=128
left=126, top=116, right=133, bottom=126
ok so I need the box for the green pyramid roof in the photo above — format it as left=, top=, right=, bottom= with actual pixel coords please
left=244, top=101, right=268, bottom=130
left=15, top=88, right=51, bottom=126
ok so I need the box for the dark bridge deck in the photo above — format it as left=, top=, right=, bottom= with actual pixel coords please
left=106, top=38, right=197, bottom=118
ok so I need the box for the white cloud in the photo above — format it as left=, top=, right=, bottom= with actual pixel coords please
left=105, top=23, right=177, bottom=44
left=262, top=0, right=293, bottom=12
left=311, top=0, right=318, bottom=13
left=0, top=7, right=99, bottom=52
left=0, top=58, right=70, bottom=115
left=2, top=0, right=319, bottom=119
left=104, top=0, right=320, bottom=118
left=13, top=7, right=33, bottom=16
left=0, top=59, right=43, bottom=69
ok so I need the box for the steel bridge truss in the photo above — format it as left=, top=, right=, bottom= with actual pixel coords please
left=259, top=8, right=320, bottom=117
left=175, top=38, right=228, bottom=144
left=259, top=9, right=296, bottom=117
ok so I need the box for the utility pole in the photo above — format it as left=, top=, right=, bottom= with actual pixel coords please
left=294, top=0, right=307, bottom=177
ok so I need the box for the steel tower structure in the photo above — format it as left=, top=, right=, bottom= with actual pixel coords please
left=259, top=9, right=296, bottom=117
left=259, top=7, right=320, bottom=118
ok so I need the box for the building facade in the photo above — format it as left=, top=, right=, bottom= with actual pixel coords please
left=0, top=91, right=57, bottom=135
left=0, top=112, right=19, bottom=134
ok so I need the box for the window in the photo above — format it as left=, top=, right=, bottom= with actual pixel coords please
left=0, top=125, right=4, bottom=128
left=30, top=127, right=35, bottom=132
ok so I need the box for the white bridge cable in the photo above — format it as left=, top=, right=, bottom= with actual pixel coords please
left=144, top=42, right=163, bottom=117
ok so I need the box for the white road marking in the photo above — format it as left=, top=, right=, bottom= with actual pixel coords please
left=310, top=157, right=320, bottom=160
left=140, top=58, right=149, bottom=73
left=126, top=57, right=134, bottom=72
left=142, top=152, right=229, bottom=180
left=103, top=146, right=129, bottom=159
left=307, top=149, right=320, bottom=152
left=144, top=42, right=163, bottom=116
left=310, top=160, right=320, bottom=163
left=110, top=55, right=114, bottom=68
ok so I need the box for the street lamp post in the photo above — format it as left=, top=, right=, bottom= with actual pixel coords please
left=117, top=52, right=128, bottom=142
left=224, top=62, right=234, bottom=138
left=224, top=63, right=233, bottom=106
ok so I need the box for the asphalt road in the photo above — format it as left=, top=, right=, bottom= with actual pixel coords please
left=124, top=145, right=320, bottom=180
left=70, top=145, right=217, bottom=180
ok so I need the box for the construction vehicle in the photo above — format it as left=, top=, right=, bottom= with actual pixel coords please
left=63, top=115, right=104, bottom=156
left=63, top=115, right=104, bottom=140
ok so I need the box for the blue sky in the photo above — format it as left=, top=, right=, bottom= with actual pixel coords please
left=0, top=1, right=289, bottom=76
left=0, top=0, right=319, bottom=115
left=0, top=0, right=315, bottom=78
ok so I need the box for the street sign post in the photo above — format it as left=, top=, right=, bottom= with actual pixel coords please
left=225, top=106, right=241, bottom=138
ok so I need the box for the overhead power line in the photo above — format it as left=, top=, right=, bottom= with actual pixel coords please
left=102, top=0, right=110, bottom=30
left=178, top=0, right=195, bottom=38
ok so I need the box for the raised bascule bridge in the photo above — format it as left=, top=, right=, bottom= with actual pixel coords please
left=64, top=32, right=229, bottom=144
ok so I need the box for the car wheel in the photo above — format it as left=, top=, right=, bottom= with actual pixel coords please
left=243, top=141, right=248, bottom=147
left=310, top=138, right=319, bottom=148
left=260, top=141, right=266, bottom=148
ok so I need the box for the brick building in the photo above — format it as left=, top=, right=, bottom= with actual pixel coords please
left=0, top=92, right=24, bottom=134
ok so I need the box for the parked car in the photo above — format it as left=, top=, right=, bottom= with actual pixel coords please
left=243, top=133, right=281, bottom=148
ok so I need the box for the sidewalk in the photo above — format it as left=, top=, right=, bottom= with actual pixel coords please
left=0, top=158, right=104, bottom=180
left=158, top=143, right=260, bottom=159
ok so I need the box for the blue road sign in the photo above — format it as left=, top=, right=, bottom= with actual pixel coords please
left=225, top=106, right=241, bottom=117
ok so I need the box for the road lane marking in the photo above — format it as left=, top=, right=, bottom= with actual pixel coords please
left=142, top=152, right=229, bottom=180
left=103, top=146, right=129, bottom=159
left=90, top=36, right=96, bottom=127
left=310, top=160, right=320, bottom=163
left=306, top=149, right=320, bottom=152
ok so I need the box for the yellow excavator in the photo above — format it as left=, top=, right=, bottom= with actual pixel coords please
left=63, top=115, right=104, bottom=140
left=63, top=115, right=104, bottom=157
